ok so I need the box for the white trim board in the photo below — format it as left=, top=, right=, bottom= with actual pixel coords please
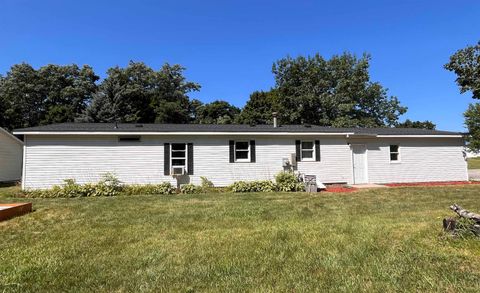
left=0, top=127, right=23, bottom=145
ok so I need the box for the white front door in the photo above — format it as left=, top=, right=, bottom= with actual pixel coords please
left=352, top=144, right=368, bottom=184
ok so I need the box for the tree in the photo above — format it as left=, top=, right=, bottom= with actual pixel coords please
left=236, top=90, right=280, bottom=125
left=80, top=62, right=157, bottom=123
left=0, top=63, right=44, bottom=130
left=445, top=41, right=480, bottom=151
left=268, top=53, right=406, bottom=127
left=81, top=62, right=199, bottom=123
left=188, top=99, right=204, bottom=122
left=465, top=103, right=480, bottom=151
left=0, top=63, right=98, bottom=130
left=39, top=64, right=99, bottom=124
left=444, top=41, right=480, bottom=99
left=193, top=100, right=240, bottom=124
left=151, top=63, right=200, bottom=123
left=396, top=119, right=436, bottom=130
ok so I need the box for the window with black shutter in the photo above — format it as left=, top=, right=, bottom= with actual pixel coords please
left=164, top=143, right=194, bottom=175
left=229, top=140, right=256, bottom=163
left=296, top=140, right=320, bottom=162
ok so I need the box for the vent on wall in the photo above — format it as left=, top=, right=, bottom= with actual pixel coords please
left=118, top=136, right=141, bottom=142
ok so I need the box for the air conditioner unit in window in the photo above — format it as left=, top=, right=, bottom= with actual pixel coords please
left=171, top=166, right=185, bottom=176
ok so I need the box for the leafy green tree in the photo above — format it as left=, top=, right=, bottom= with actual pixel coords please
left=193, top=100, right=240, bottom=124
left=81, top=62, right=199, bottom=123
left=152, top=63, right=200, bottom=123
left=0, top=63, right=98, bottom=130
left=0, top=63, right=44, bottom=130
left=445, top=41, right=480, bottom=151
left=188, top=98, right=204, bottom=122
left=236, top=90, right=280, bottom=124
left=396, top=119, right=436, bottom=130
left=444, top=41, right=480, bottom=99
left=80, top=62, right=156, bottom=123
left=269, top=53, right=406, bottom=127
left=39, top=64, right=99, bottom=124
left=465, top=103, right=480, bottom=151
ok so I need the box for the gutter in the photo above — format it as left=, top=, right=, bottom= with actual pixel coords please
left=12, top=131, right=355, bottom=136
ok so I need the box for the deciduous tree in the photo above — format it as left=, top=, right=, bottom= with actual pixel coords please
left=0, top=63, right=98, bottom=130
left=193, top=100, right=240, bottom=124
left=81, top=62, right=199, bottom=123
left=269, top=53, right=407, bottom=127
left=396, top=119, right=436, bottom=130
left=445, top=41, right=480, bottom=150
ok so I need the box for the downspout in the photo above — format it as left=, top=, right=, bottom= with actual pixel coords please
left=21, top=135, right=27, bottom=190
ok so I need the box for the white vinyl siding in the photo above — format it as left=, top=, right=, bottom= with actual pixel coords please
left=365, top=138, right=468, bottom=183
left=23, top=135, right=353, bottom=189
left=21, top=135, right=468, bottom=189
left=0, top=128, right=23, bottom=182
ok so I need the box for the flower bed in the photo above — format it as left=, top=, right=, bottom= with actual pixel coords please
left=324, top=185, right=358, bottom=193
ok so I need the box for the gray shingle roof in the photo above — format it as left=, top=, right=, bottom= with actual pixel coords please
left=13, top=123, right=464, bottom=136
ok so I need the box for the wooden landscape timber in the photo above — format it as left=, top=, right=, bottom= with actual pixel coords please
left=443, top=204, right=480, bottom=236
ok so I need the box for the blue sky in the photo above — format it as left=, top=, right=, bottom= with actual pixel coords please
left=0, top=0, right=479, bottom=130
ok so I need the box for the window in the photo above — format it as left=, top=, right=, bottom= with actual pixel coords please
left=171, top=143, right=187, bottom=174
left=301, top=141, right=315, bottom=161
left=390, top=145, right=400, bottom=161
left=235, top=141, right=250, bottom=162
left=118, top=136, right=141, bottom=142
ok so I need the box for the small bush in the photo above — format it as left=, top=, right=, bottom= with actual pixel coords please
left=230, top=180, right=276, bottom=193
left=251, top=180, right=276, bottom=192
left=275, top=171, right=304, bottom=192
left=122, top=183, right=176, bottom=195
left=25, top=173, right=176, bottom=198
left=181, top=183, right=202, bottom=194
left=229, top=172, right=305, bottom=193
left=230, top=181, right=249, bottom=192
left=200, top=176, right=214, bottom=188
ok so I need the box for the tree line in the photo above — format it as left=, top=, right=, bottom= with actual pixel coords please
left=0, top=52, right=435, bottom=131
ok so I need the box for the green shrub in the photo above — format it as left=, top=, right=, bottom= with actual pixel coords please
left=230, top=181, right=251, bottom=193
left=230, top=180, right=276, bottom=193
left=251, top=180, right=276, bottom=192
left=122, top=183, right=176, bottom=195
left=275, top=171, right=304, bottom=192
left=180, top=183, right=202, bottom=194
left=229, top=172, right=305, bottom=193
left=200, top=176, right=214, bottom=188
left=25, top=173, right=176, bottom=198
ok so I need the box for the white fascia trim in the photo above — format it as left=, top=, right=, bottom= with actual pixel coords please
left=0, top=127, right=24, bottom=145
left=21, top=135, right=27, bottom=190
left=13, top=131, right=354, bottom=136
left=376, top=135, right=464, bottom=138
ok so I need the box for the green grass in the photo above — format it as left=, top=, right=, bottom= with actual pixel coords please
left=1, top=186, right=480, bottom=292
left=468, top=157, right=480, bottom=169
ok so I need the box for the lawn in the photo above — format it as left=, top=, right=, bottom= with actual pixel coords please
left=1, top=186, right=480, bottom=292
left=468, top=157, right=480, bottom=169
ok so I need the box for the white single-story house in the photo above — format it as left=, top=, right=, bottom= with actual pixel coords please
left=13, top=123, right=468, bottom=190
left=0, top=127, right=23, bottom=183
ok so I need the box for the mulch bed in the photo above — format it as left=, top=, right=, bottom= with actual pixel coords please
left=385, top=181, right=480, bottom=187
left=324, top=185, right=358, bottom=193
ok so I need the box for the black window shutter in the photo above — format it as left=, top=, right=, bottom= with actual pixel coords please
left=295, top=140, right=301, bottom=162
left=315, top=140, right=320, bottom=161
left=164, top=143, right=170, bottom=175
left=187, top=143, right=194, bottom=175
left=250, top=140, right=256, bottom=163
left=229, top=140, right=235, bottom=163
